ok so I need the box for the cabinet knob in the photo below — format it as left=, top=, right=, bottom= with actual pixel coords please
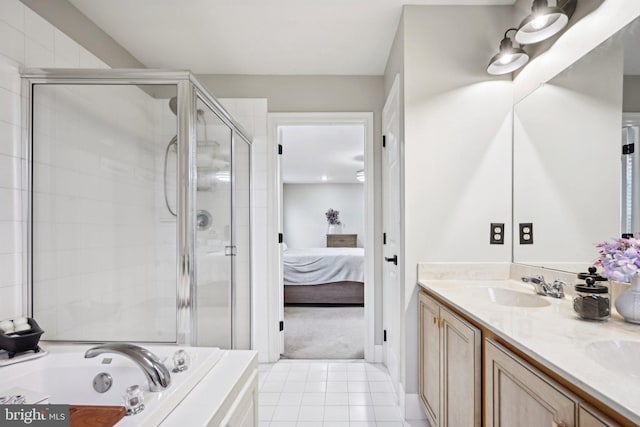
left=433, top=316, right=438, bottom=325
left=552, top=421, right=567, bottom=427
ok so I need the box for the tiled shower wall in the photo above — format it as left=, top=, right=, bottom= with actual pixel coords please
left=0, top=0, right=110, bottom=319
left=31, top=84, right=177, bottom=341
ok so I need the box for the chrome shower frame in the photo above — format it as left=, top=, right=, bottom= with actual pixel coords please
left=21, top=69, right=253, bottom=346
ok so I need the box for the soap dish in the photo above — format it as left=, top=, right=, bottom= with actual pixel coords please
left=0, top=318, right=44, bottom=358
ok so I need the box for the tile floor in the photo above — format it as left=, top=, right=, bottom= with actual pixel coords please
left=258, top=359, right=430, bottom=427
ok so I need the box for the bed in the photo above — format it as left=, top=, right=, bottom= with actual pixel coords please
left=283, top=247, right=364, bottom=305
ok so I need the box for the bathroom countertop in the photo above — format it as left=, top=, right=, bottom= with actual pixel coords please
left=418, top=278, right=640, bottom=424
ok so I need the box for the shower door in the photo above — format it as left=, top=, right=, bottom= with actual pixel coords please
left=193, top=96, right=252, bottom=349
left=30, top=83, right=179, bottom=342
left=194, top=97, right=233, bottom=347
left=26, top=70, right=252, bottom=347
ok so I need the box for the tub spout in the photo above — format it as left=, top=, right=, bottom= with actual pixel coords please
left=84, top=343, right=171, bottom=392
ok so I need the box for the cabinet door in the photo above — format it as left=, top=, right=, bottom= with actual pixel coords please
left=441, top=307, right=481, bottom=427
left=579, top=404, right=619, bottom=427
left=485, top=339, right=576, bottom=427
left=419, top=292, right=441, bottom=427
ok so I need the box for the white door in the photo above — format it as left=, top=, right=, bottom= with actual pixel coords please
left=382, top=75, right=402, bottom=393
left=277, top=131, right=285, bottom=355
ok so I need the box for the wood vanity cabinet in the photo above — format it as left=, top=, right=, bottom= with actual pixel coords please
left=485, top=339, right=621, bottom=427
left=485, top=339, right=576, bottom=427
left=579, top=404, right=619, bottom=427
left=419, top=292, right=481, bottom=427
left=419, top=290, right=626, bottom=427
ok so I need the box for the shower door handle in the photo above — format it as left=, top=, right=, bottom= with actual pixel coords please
left=225, top=246, right=237, bottom=256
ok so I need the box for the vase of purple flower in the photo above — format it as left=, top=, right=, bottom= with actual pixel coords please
left=615, top=275, right=640, bottom=324
left=596, top=237, right=640, bottom=323
left=325, top=208, right=342, bottom=234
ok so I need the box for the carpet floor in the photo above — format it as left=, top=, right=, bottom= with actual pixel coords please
left=282, top=306, right=364, bottom=359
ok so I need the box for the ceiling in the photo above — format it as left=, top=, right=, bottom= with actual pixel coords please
left=69, top=0, right=515, bottom=75
left=280, top=125, right=364, bottom=184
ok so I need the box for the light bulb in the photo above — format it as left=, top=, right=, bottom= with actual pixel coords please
left=498, top=53, right=514, bottom=65
left=530, top=14, right=550, bottom=30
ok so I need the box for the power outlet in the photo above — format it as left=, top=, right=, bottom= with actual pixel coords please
left=490, top=223, right=504, bottom=245
left=519, top=223, right=533, bottom=244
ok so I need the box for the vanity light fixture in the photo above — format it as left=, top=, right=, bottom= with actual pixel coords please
left=487, top=28, right=530, bottom=75
left=515, top=0, right=577, bottom=45
left=356, top=170, right=365, bottom=182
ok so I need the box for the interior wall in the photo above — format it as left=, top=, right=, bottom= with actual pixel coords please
left=401, top=5, right=515, bottom=396
left=283, top=183, right=364, bottom=248
left=624, top=76, right=640, bottom=112
left=0, top=0, right=110, bottom=320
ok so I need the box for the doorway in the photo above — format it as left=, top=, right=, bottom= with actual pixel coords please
left=267, top=113, right=375, bottom=362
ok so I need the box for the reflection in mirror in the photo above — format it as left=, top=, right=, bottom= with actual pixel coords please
left=513, top=17, right=640, bottom=273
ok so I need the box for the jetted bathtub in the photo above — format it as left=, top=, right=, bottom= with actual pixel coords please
left=0, top=343, right=223, bottom=427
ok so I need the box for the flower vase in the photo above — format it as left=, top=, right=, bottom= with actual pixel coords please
left=615, top=274, right=640, bottom=324
left=327, top=224, right=342, bottom=234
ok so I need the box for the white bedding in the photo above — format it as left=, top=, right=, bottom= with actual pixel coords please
left=283, top=248, right=364, bottom=285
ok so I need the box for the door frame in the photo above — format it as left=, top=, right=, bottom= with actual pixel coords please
left=266, top=112, right=375, bottom=362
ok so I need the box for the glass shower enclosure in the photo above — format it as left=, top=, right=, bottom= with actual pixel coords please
left=23, top=69, right=251, bottom=348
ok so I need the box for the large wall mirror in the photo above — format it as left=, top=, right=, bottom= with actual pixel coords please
left=513, top=16, right=640, bottom=273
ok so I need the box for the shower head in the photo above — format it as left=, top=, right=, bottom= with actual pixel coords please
left=169, top=97, right=178, bottom=116
left=168, top=97, right=206, bottom=118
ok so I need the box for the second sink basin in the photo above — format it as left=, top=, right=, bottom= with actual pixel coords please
left=585, top=340, right=640, bottom=378
left=464, top=287, right=551, bottom=308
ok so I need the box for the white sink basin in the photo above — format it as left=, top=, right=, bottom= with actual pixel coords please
left=585, top=340, right=640, bottom=377
left=464, top=287, right=551, bottom=308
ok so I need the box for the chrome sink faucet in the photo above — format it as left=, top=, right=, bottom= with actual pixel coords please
left=85, top=343, right=171, bottom=392
left=521, top=275, right=566, bottom=299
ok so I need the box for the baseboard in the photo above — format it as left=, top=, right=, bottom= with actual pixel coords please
left=404, top=393, right=427, bottom=420
left=373, top=345, right=383, bottom=363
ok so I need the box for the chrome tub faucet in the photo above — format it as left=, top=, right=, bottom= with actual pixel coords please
left=85, top=343, right=171, bottom=392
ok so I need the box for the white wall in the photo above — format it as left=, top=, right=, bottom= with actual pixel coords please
left=513, top=36, right=623, bottom=269
left=383, top=6, right=514, bottom=414
left=401, top=5, right=515, bottom=397
left=283, top=183, right=364, bottom=248
left=0, top=0, right=110, bottom=320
